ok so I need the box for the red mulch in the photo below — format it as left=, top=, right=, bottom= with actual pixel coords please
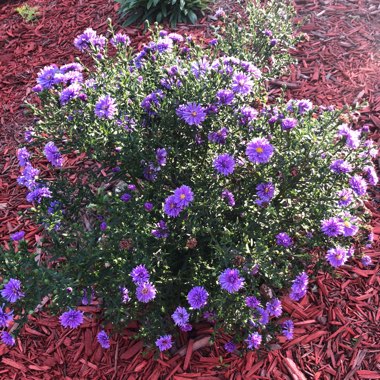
left=0, top=0, right=380, bottom=378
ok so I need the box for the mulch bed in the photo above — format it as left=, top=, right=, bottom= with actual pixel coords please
left=0, top=0, right=379, bottom=378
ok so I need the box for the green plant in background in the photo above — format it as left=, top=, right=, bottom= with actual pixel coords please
left=15, top=4, right=40, bottom=23
left=116, top=0, right=209, bottom=27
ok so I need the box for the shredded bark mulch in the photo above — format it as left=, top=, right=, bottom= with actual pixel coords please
left=0, top=0, right=379, bottom=378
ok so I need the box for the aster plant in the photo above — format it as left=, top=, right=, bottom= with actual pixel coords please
left=1, top=18, right=377, bottom=353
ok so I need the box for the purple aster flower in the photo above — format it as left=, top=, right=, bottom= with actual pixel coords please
left=347, top=247, right=355, bottom=258
left=289, top=272, right=308, bottom=301
left=155, top=335, right=172, bottom=351
left=270, top=38, right=278, bottom=46
left=172, top=306, right=190, bottom=327
left=121, top=193, right=132, bottom=202
left=60, top=309, right=84, bottom=328
left=156, top=148, right=167, bottom=166
left=231, top=72, right=253, bottom=95
left=282, top=320, right=294, bottom=340
left=44, top=142, right=63, bottom=167
left=209, top=38, right=218, bottom=46
left=246, top=138, right=274, bottom=164
left=337, top=125, right=360, bottom=149
left=24, top=129, right=33, bottom=142
left=240, top=61, right=262, bottom=78
left=256, top=182, right=275, bottom=202
left=213, top=154, right=235, bottom=176
left=208, top=127, right=229, bottom=144
left=281, top=117, right=298, bottom=131
left=191, top=57, right=210, bottom=78
left=340, top=215, right=358, bottom=237
left=17, top=163, right=39, bottom=190
left=26, top=187, right=52, bottom=204
left=144, top=202, right=153, bottom=212
left=141, top=90, right=164, bottom=116
left=337, top=189, right=353, bottom=207
left=237, top=106, right=259, bottom=126
left=361, top=255, right=372, bottom=266
left=60, top=63, right=83, bottom=73
left=224, top=341, right=236, bottom=353
left=297, top=99, right=313, bottom=114
left=74, top=28, right=97, bottom=51
left=32, top=84, right=43, bottom=92
left=180, top=323, right=192, bottom=332
left=95, top=95, right=118, bottom=119
left=330, top=159, right=352, bottom=174
left=10, top=231, right=25, bottom=241
left=245, top=296, right=260, bottom=309
left=136, top=282, right=156, bottom=303
left=60, top=83, right=82, bottom=105
left=187, top=286, right=208, bottom=309
left=17, top=147, right=30, bottom=167
left=173, top=185, right=194, bottom=208
left=214, top=7, right=226, bottom=18
left=264, top=29, right=273, bottom=37
left=37, top=65, right=59, bottom=89
left=276, top=232, right=293, bottom=247
left=97, top=330, right=110, bottom=349
left=164, top=195, right=182, bottom=218
left=100, top=221, right=107, bottom=231
left=0, top=305, right=13, bottom=328
left=256, top=307, right=270, bottom=325
left=130, top=265, right=150, bottom=284
left=117, top=115, right=136, bottom=132
left=363, top=166, right=378, bottom=186
left=110, top=33, right=130, bottom=47
left=159, top=30, right=168, bottom=37
left=120, top=287, right=131, bottom=303
left=245, top=332, right=262, bottom=350
left=349, top=175, right=367, bottom=196
left=219, top=268, right=244, bottom=293
left=221, top=189, right=235, bottom=206
left=176, top=102, right=206, bottom=126
left=151, top=220, right=169, bottom=238
left=1, top=331, right=15, bottom=347
left=321, top=217, right=344, bottom=237
left=266, top=298, right=282, bottom=317
left=143, top=162, right=159, bottom=182
left=1, top=279, right=25, bottom=303
left=216, top=89, right=234, bottom=105
left=156, top=37, right=173, bottom=53
left=168, top=33, right=184, bottom=43
left=326, top=246, right=348, bottom=267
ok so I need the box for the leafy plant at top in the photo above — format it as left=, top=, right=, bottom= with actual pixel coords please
left=116, top=0, right=209, bottom=27
left=15, top=4, right=40, bottom=23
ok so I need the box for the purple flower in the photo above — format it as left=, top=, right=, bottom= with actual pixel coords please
left=337, top=125, right=360, bottom=149
left=17, top=163, right=39, bottom=190
left=245, top=296, right=260, bottom=309
left=168, top=33, right=184, bottom=43
left=282, top=320, right=294, bottom=340
left=208, top=127, right=229, bottom=144
left=245, top=332, right=262, bottom=350
left=180, top=323, right=193, bottom=332
left=214, top=7, right=226, bottom=18
left=95, top=95, right=118, bottom=119
left=136, top=282, right=156, bottom=303
left=60, top=63, right=83, bottom=73
left=60, top=83, right=82, bottom=105
left=120, top=287, right=130, bottom=303
left=17, top=147, right=30, bottom=167
left=97, top=330, right=110, bottom=349
left=32, top=84, right=43, bottom=92
left=240, top=61, right=262, bottom=78
left=340, top=215, right=358, bottom=237
left=121, top=193, right=132, bottom=202
left=256, top=307, right=270, bottom=325
left=337, top=189, right=353, bottom=207
left=213, top=154, right=235, bottom=176
left=172, top=306, right=190, bottom=327
left=0, top=305, right=13, bottom=328
left=187, top=286, right=208, bottom=309
left=1, top=331, right=15, bottom=347
left=130, top=265, right=150, bottom=284
left=231, top=72, right=253, bottom=95
left=256, top=182, right=275, bottom=204
left=173, top=185, right=194, bottom=208
left=60, top=309, right=84, bottom=328
left=281, top=118, right=298, bottom=131
left=37, top=65, right=59, bottom=89
left=363, top=166, right=378, bottom=186
left=156, top=148, right=167, bottom=166
left=216, top=90, right=234, bottom=105
left=141, top=91, right=164, bottom=115
left=330, top=159, right=352, bottom=174
left=266, top=298, right=282, bottom=317
left=289, top=272, right=308, bottom=302
left=100, top=222, right=107, bottom=231
left=176, top=103, right=206, bottom=126
left=361, top=255, right=372, bottom=266
left=155, top=335, right=173, bottom=351
left=1, top=279, right=24, bottom=303
left=349, top=175, right=367, bottom=196
left=246, top=138, right=274, bottom=164
left=44, top=142, right=63, bottom=167
left=26, top=187, right=52, bottom=204
left=143, top=162, right=159, bottom=182
left=74, top=28, right=97, bottom=51
left=297, top=99, right=313, bottom=114
left=219, top=268, right=244, bottom=293
left=221, top=189, right=235, bottom=206
left=238, top=106, right=259, bottom=126
left=151, top=220, right=169, bottom=238
left=144, top=202, right=153, bottom=212
left=326, top=246, right=348, bottom=267
left=157, top=37, right=173, bottom=53
left=191, top=58, right=210, bottom=78
left=270, top=38, right=278, bottom=46
left=24, top=129, right=33, bottom=142
left=224, top=341, right=236, bottom=353
left=110, top=33, right=130, bottom=47
left=321, top=217, right=344, bottom=237
left=10, top=231, right=25, bottom=241
left=276, top=232, right=293, bottom=247
left=164, top=195, right=182, bottom=218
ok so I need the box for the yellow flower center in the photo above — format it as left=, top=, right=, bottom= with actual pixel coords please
left=191, top=111, right=197, bottom=116
left=180, top=194, right=186, bottom=199
left=336, top=254, right=342, bottom=260
left=264, top=188, right=269, bottom=193
left=342, top=196, right=347, bottom=200
left=256, top=147, right=263, bottom=153
left=344, top=221, right=351, bottom=227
